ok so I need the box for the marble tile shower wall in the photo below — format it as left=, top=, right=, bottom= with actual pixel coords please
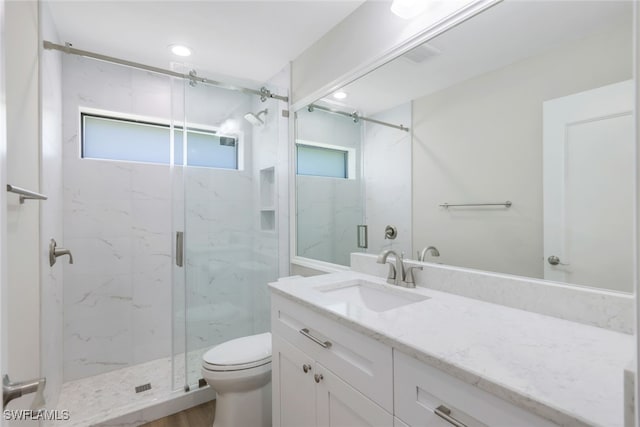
left=61, top=56, right=175, bottom=381
left=295, top=108, right=363, bottom=266
left=297, top=176, right=362, bottom=265
left=295, top=103, right=412, bottom=266
left=249, top=93, right=283, bottom=333
left=181, top=167, right=255, bottom=354
left=61, top=55, right=275, bottom=382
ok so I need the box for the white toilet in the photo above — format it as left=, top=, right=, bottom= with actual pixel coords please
left=201, top=332, right=272, bottom=427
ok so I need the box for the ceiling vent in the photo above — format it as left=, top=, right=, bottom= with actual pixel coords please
left=401, top=43, right=441, bottom=64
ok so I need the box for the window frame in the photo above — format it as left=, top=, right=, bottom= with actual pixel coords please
left=295, top=139, right=356, bottom=180
left=79, top=108, right=244, bottom=171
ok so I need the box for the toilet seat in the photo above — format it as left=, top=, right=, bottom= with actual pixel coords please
left=202, top=332, right=272, bottom=372
left=203, top=357, right=271, bottom=372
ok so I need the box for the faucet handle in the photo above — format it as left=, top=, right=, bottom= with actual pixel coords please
left=384, top=263, right=396, bottom=285
left=49, top=238, right=73, bottom=266
left=405, top=266, right=423, bottom=287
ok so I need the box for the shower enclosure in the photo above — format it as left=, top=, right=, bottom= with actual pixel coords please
left=41, top=45, right=287, bottom=425
left=172, top=69, right=282, bottom=390
left=294, top=103, right=412, bottom=268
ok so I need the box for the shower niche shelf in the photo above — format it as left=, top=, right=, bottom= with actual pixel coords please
left=260, top=167, right=276, bottom=232
left=260, top=210, right=276, bottom=232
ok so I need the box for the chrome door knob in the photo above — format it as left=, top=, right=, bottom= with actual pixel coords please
left=314, top=373, right=323, bottom=383
left=548, top=255, right=561, bottom=265
left=302, top=364, right=311, bottom=373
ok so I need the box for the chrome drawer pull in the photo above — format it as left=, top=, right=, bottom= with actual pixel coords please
left=302, top=364, right=312, bottom=373
left=300, top=328, right=332, bottom=349
left=435, top=405, right=467, bottom=427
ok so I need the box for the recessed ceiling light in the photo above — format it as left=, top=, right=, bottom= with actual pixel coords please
left=170, top=44, right=192, bottom=57
left=333, top=91, right=347, bottom=100
left=390, top=0, right=428, bottom=19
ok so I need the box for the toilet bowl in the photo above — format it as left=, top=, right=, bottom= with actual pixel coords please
left=201, top=332, right=272, bottom=427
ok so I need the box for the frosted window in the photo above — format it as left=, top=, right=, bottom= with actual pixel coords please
left=82, top=114, right=237, bottom=169
left=174, top=130, right=237, bottom=169
left=296, top=144, right=348, bottom=178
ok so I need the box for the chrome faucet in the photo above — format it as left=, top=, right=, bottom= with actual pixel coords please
left=377, top=249, right=404, bottom=285
left=377, top=250, right=423, bottom=288
left=417, top=246, right=440, bottom=262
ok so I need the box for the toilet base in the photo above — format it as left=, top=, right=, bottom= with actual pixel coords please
left=212, top=381, right=272, bottom=427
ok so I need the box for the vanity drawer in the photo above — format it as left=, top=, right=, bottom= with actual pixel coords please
left=394, top=350, right=558, bottom=427
left=271, top=293, right=393, bottom=412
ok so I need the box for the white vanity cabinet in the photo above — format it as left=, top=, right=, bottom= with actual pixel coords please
left=394, top=351, right=558, bottom=427
left=271, top=294, right=394, bottom=427
left=269, top=273, right=625, bottom=427
left=272, top=293, right=561, bottom=427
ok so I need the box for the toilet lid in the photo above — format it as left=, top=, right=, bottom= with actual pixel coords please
left=203, top=332, right=272, bottom=371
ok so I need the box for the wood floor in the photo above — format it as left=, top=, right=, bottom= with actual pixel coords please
left=141, top=401, right=215, bottom=427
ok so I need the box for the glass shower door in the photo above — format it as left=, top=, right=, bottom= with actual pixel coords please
left=173, top=75, right=280, bottom=390
left=294, top=107, right=365, bottom=266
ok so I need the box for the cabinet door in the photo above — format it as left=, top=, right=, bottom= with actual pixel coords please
left=272, top=293, right=393, bottom=411
left=316, top=363, right=393, bottom=427
left=273, top=335, right=316, bottom=427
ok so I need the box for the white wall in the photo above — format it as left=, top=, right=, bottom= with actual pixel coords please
left=39, top=1, right=63, bottom=408
left=412, top=23, right=632, bottom=280
left=5, top=0, right=41, bottom=416
left=291, top=0, right=488, bottom=105
left=363, top=102, right=411, bottom=257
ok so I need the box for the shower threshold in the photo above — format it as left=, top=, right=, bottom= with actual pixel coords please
left=45, top=352, right=214, bottom=426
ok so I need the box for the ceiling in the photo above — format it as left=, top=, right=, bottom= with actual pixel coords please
left=321, top=0, right=632, bottom=115
left=45, top=0, right=365, bottom=86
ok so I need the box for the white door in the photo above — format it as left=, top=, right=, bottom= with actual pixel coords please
left=543, top=80, right=634, bottom=291
left=316, top=363, right=393, bottom=427
left=272, top=335, right=316, bottom=427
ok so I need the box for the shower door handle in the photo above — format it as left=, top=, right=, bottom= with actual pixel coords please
left=357, top=225, right=368, bottom=249
left=176, top=231, right=184, bottom=267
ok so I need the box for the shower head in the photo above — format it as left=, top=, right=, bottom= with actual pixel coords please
left=244, top=109, right=268, bottom=127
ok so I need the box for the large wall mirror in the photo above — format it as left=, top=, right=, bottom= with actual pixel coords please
left=294, top=0, right=635, bottom=293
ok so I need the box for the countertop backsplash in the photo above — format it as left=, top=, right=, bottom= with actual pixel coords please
left=350, top=253, right=634, bottom=334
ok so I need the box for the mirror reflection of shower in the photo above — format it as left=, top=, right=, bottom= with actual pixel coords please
left=244, top=109, right=268, bottom=126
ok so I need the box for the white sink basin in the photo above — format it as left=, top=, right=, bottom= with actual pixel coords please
left=316, top=280, right=429, bottom=313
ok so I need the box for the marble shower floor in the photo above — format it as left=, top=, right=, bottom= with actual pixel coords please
left=47, top=351, right=206, bottom=427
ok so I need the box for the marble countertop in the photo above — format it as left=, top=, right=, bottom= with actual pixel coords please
left=268, top=271, right=634, bottom=427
